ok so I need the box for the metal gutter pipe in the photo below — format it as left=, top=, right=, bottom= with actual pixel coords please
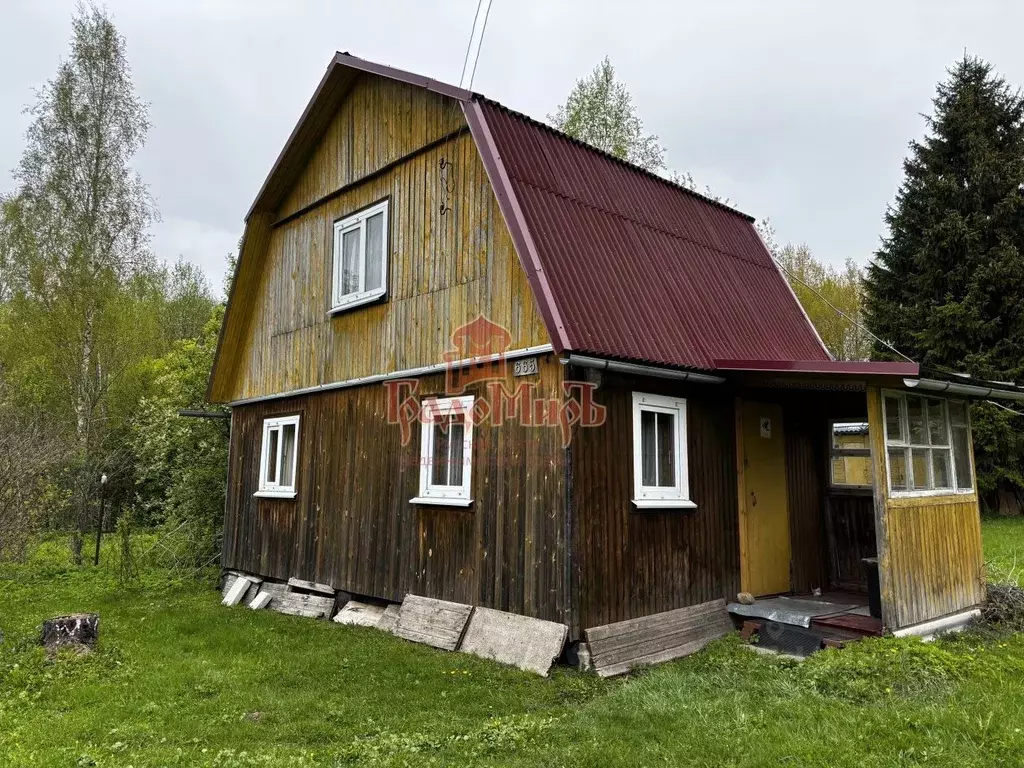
left=903, top=377, right=1024, bottom=402
left=562, top=354, right=726, bottom=385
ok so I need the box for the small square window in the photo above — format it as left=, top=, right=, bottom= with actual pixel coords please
left=257, top=415, right=300, bottom=498
left=829, top=421, right=873, bottom=489
left=631, top=392, right=693, bottom=509
left=412, top=396, right=474, bottom=506
left=331, top=200, right=388, bottom=312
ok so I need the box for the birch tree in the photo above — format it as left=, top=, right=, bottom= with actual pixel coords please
left=550, top=57, right=666, bottom=171
left=1, top=3, right=155, bottom=558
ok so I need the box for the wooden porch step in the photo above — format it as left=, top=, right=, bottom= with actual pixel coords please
left=811, top=613, right=883, bottom=637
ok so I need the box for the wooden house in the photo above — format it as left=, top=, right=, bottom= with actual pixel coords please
left=209, top=53, right=1015, bottom=643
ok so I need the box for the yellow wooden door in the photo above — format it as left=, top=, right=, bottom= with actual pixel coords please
left=738, top=400, right=791, bottom=596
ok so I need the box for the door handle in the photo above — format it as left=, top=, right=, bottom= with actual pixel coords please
left=750, top=491, right=758, bottom=508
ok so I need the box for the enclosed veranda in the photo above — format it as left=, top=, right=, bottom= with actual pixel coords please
left=719, top=360, right=1003, bottom=640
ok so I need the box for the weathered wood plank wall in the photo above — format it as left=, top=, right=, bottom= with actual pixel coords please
left=783, top=403, right=829, bottom=594
left=222, top=356, right=572, bottom=625
left=778, top=389, right=869, bottom=594
left=570, top=373, right=741, bottom=632
left=825, top=494, right=875, bottom=592
left=212, top=75, right=549, bottom=403
left=866, top=386, right=985, bottom=630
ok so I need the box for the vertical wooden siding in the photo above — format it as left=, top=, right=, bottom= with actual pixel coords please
left=784, top=404, right=830, bottom=594
left=215, top=75, right=549, bottom=403
left=571, top=374, right=740, bottom=632
left=825, top=494, right=876, bottom=592
left=222, top=356, right=571, bottom=624
left=278, top=76, right=464, bottom=222
left=867, top=386, right=985, bottom=630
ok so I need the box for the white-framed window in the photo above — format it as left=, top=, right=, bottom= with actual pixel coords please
left=256, top=415, right=300, bottom=498
left=631, top=392, right=694, bottom=509
left=829, top=420, right=873, bottom=489
left=331, top=199, right=389, bottom=312
left=412, top=396, right=474, bottom=506
left=882, top=391, right=973, bottom=496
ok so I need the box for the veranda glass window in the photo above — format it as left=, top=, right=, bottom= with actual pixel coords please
left=882, top=392, right=973, bottom=495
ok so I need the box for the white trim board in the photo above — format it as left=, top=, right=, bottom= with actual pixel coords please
left=227, top=345, right=555, bottom=407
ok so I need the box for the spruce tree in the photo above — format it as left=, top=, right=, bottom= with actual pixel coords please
left=864, top=55, right=1024, bottom=507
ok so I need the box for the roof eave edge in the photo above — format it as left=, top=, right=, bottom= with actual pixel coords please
left=462, top=99, right=572, bottom=354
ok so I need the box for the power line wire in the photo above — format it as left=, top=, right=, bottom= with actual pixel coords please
left=464, top=0, right=494, bottom=92
left=772, top=250, right=1024, bottom=416
left=458, top=0, right=486, bottom=89
left=770, top=252, right=916, bottom=364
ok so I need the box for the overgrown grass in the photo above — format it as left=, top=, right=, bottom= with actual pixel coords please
left=982, top=515, right=1024, bottom=585
left=2, top=522, right=1024, bottom=766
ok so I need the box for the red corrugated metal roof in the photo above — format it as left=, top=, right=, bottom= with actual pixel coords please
left=469, top=100, right=832, bottom=371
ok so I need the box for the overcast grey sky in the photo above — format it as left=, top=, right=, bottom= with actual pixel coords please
left=2, top=1, right=1023, bottom=295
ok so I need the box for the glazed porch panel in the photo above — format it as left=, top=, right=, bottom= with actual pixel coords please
left=866, top=386, right=984, bottom=631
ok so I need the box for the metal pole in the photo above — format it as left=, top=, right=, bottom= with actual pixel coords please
left=94, top=473, right=107, bottom=566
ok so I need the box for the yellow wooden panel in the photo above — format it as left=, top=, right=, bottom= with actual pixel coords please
left=278, top=76, right=462, bottom=221
left=215, top=75, right=551, bottom=403
left=738, top=400, right=791, bottom=596
left=884, top=498, right=984, bottom=628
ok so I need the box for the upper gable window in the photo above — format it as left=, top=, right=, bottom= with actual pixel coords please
left=332, top=200, right=389, bottom=312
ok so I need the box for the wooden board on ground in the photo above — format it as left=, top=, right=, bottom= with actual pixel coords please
left=378, top=603, right=401, bottom=634
left=222, top=575, right=253, bottom=606
left=584, top=599, right=732, bottom=677
left=269, top=590, right=335, bottom=619
left=394, top=595, right=473, bottom=651
left=249, top=591, right=273, bottom=610
left=287, top=577, right=335, bottom=596
left=458, top=607, right=568, bottom=676
left=334, top=600, right=386, bottom=627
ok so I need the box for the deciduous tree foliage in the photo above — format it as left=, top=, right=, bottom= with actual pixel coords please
left=863, top=55, right=1024, bottom=508
left=132, top=306, right=228, bottom=565
left=0, top=3, right=218, bottom=558
left=777, top=244, right=872, bottom=362
left=549, top=56, right=666, bottom=171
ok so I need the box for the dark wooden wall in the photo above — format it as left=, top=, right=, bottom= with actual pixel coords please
left=776, top=389, right=872, bottom=594
left=222, top=355, right=571, bottom=625
left=569, top=373, right=741, bottom=632
left=782, top=399, right=830, bottom=593
left=826, top=493, right=876, bottom=592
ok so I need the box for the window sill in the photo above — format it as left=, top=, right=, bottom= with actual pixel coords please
left=632, top=499, right=697, bottom=510
left=254, top=490, right=298, bottom=500
left=329, top=290, right=386, bottom=316
left=889, top=488, right=974, bottom=498
left=410, top=496, right=473, bottom=508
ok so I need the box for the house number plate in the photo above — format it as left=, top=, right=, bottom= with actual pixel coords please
left=513, top=357, right=539, bottom=377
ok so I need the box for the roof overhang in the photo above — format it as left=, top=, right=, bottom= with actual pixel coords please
left=713, top=359, right=921, bottom=377
left=711, top=358, right=920, bottom=393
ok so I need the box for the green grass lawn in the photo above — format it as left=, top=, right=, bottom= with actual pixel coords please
left=982, top=516, right=1024, bottom=585
left=3, top=521, right=1024, bottom=767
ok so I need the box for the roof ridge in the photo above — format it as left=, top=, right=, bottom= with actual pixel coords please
left=475, top=96, right=756, bottom=223
left=509, top=174, right=775, bottom=273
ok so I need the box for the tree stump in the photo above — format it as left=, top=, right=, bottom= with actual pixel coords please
left=41, top=613, right=99, bottom=652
